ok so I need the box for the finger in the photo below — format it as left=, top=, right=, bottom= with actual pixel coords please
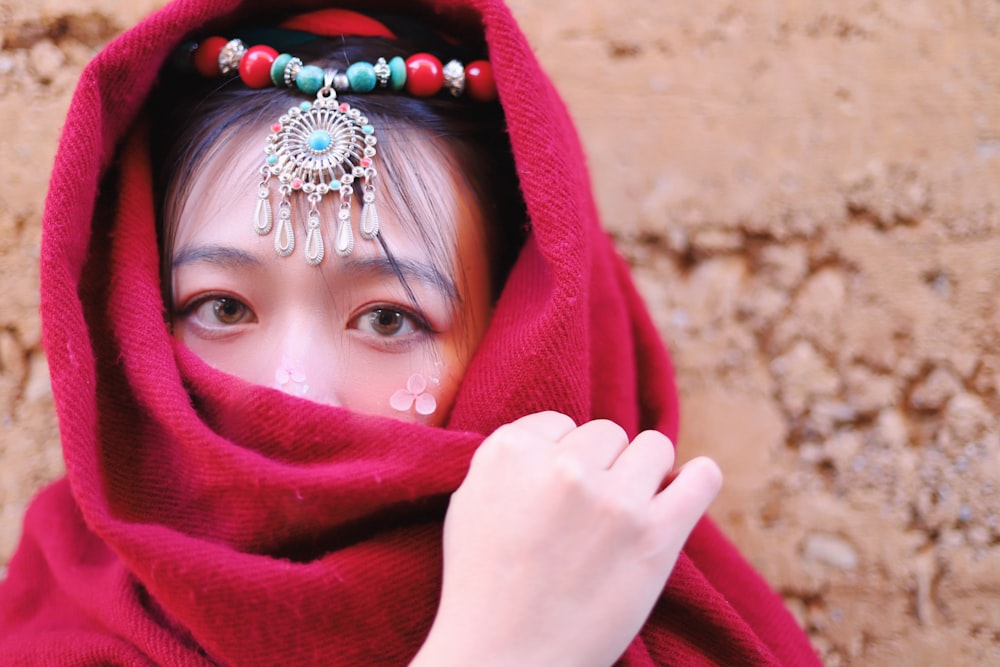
left=555, top=419, right=631, bottom=469
left=506, top=410, right=577, bottom=441
left=609, top=430, right=676, bottom=498
left=475, top=412, right=578, bottom=461
left=650, top=457, right=723, bottom=550
left=459, top=412, right=577, bottom=504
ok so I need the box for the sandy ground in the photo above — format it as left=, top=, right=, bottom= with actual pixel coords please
left=1, top=0, right=999, bottom=664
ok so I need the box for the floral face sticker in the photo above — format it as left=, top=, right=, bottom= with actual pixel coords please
left=390, top=373, right=437, bottom=416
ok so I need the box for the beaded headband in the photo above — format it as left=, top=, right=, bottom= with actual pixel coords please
left=183, top=11, right=497, bottom=265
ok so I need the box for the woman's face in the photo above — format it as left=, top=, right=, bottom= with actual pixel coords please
left=168, top=125, right=493, bottom=426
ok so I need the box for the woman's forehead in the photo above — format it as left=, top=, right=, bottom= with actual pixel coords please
left=172, top=118, right=485, bottom=271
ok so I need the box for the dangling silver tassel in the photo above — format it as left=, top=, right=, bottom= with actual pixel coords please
left=334, top=180, right=355, bottom=257
left=254, top=195, right=273, bottom=235
left=304, top=194, right=325, bottom=265
left=274, top=195, right=294, bottom=256
left=254, top=168, right=273, bottom=235
left=334, top=203, right=354, bottom=257
left=360, top=182, right=379, bottom=239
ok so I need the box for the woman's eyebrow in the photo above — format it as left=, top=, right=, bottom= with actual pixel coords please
left=171, top=246, right=458, bottom=299
left=343, top=256, right=458, bottom=300
left=172, top=244, right=263, bottom=269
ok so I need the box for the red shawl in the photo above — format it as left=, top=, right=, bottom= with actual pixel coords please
left=0, top=0, right=820, bottom=663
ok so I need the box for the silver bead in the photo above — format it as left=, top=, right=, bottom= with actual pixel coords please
left=283, top=57, right=303, bottom=87
left=333, top=72, right=350, bottom=92
left=218, top=39, right=246, bottom=75
left=374, top=57, right=391, bottom=88
left=443, top=59, right=465, bottom=97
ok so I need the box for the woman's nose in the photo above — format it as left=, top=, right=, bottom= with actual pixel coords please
left=265, top=325, right=343, bottom=406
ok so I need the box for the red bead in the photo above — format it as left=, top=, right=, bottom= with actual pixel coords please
left=339, top=103, right=350, bottom=112
left=405, top=53, right=443, bottom=97
left=271, top=122, right=282, bottom=132
left=192, top=36, right=228, bottom=78
left=291, top=178, right=303, bottom=190
left=239, top=45, right=278, bottom=89
left=360, top=157, right=372, bottom=167
left=465, top=60, right=497, bottom=102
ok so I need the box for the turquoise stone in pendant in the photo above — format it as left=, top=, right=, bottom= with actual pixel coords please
left=346, top=62, right=377, bottom=93
left=308, top=130, right=333, bottom=152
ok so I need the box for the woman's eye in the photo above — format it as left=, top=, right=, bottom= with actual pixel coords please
left=359, top=307, right=418, bottom=337
left=193, top=296, right=255, bottom=326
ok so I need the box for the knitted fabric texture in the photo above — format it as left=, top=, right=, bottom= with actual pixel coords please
left=0, top=0, right=821, bottom=664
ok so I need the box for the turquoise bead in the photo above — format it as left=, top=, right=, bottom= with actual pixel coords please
left=267, top=154, right=278, bottom=164
left=296, top=65, right=325, bottom=95
left=270, top=53, right=292, bottom=87
left=300, top=101, right=312, bottom=111
left=388, top=56, right=406, bottom=91
left=346, top=62, right=377, bottom=93
left=362, top=125, right=374, bottom=135
left=307, top=130, right=333, bottom=152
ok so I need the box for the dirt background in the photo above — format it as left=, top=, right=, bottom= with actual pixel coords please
left=2, top=0, right=999, bottom=664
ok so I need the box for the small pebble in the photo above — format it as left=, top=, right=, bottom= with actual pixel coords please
left=27, top=40, right=65, bottom=83
left=803, top=533, right=859, bottom=571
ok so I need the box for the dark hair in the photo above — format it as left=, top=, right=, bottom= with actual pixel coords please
left=150, top=32, right=526, bottom=319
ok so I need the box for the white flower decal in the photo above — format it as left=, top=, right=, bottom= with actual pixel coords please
left=390, top=373, right=437, bottom=416
left=274, top=355, right=310, bottom=396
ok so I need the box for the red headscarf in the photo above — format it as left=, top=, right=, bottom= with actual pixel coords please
left=0, top=0, right=819, bottom=664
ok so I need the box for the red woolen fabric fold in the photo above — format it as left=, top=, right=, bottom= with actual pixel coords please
left=0, top=0, right=820, bottom=663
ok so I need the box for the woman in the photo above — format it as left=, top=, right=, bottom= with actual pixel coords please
left=0, top=0, right=820, bottom=664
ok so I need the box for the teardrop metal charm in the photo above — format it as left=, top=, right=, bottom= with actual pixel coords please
left=275, top=216, right=295, bottom=256
left=254, top=195, right=273, bottom=235
left=305, top=227, right=325, bottom=265
left=335, top=214, right=354, bottom=257
left=360, top=200, right=379, bottom=239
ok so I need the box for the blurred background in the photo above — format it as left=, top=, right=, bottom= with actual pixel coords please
left=1, top=0, right=998, bottom=663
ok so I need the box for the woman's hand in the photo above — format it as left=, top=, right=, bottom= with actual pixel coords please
left=411, top=411, right=723, bottom=667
